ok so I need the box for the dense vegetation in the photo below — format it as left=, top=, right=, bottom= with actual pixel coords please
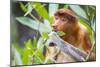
left=11, top=1, right=96, bottom=66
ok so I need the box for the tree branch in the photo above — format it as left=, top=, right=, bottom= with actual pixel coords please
left=45, top=32, right=88, bottom=61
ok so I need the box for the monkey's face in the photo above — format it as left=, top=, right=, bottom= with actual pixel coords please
left=52, top=16, right=73, bottom=33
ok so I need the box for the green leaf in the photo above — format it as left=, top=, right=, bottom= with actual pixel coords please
left=49, top=16, right=54, bottom=25
left=33, top=54, right=43, bottom=64
left=46, top=59, right=54, bottom=64
left=24, top=40, right=33, bottom=50
left=32, top=38, right=45, bottom=64
left=19, top=2, right=27, bottom=12
left=49, top=4, right=59, bottom=17
left=40, top=32, right=49, bottom=39
left=33, top=37, right=37, bottom=49
left=80, top=19, right=91, bottom=31
left=24, top=3, right=33, bottom=16
left=64, top=4, right=69, bottom=8
left=70, top=5, right=88, bottom=20
left=33, top=3, right=49, bottom=20
left=16, top=17, right=51, bottom=33
left=57, top=31, right=66, bottom=36
left=37, top=49, right=45, bottom=61
left=22, top=40, right=33, bottom=64
left=37, top=38, right=43, bottom=49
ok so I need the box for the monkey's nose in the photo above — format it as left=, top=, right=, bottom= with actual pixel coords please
left=52, top=24, right=56, bottom=29
left=52, top=24, right=57, bottom=31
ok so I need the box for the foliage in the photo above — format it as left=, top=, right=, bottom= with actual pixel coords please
left=11, top=1, right=96, bottom=66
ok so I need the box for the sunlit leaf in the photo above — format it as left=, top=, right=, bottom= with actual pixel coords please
left=19, top=2, right=27, bottom=12
left=22, top=40, right=33, bottom=64
left=33, top=3, right=49, bottom=20
left=33, top=55, right=43, bottom=64
left=40, top=32, right=49, bottom=39
left=49, top=16, right=54, bottom=25
left=24, top=39, right=33, bottom=50
left=33, top=38, right=44, bottom=64
left=37, top=48, right=45, bottom=60
left=57, top=31, right=66, bottom=36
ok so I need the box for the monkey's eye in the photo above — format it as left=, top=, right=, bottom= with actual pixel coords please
left=61, top=18, right=66, bottom=22
left=55, top=16, right=59, bottom=20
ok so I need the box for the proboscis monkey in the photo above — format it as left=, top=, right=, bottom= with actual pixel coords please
left=44, top=8, right=96, bottom=63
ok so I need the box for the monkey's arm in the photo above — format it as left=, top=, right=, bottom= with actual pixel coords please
left=45, top=32, right=88, bottom=62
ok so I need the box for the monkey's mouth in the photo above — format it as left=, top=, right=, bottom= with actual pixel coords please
left=52, top=28, right=58, bottom=32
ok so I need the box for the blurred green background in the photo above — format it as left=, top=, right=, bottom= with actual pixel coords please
left=11, top=1, right=96, bottom=66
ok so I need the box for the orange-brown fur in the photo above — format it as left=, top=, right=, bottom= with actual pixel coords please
left=44, top=8, right=96, bottom=63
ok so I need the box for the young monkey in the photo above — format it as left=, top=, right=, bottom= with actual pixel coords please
left=44, top=8, right=96, bottom=63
